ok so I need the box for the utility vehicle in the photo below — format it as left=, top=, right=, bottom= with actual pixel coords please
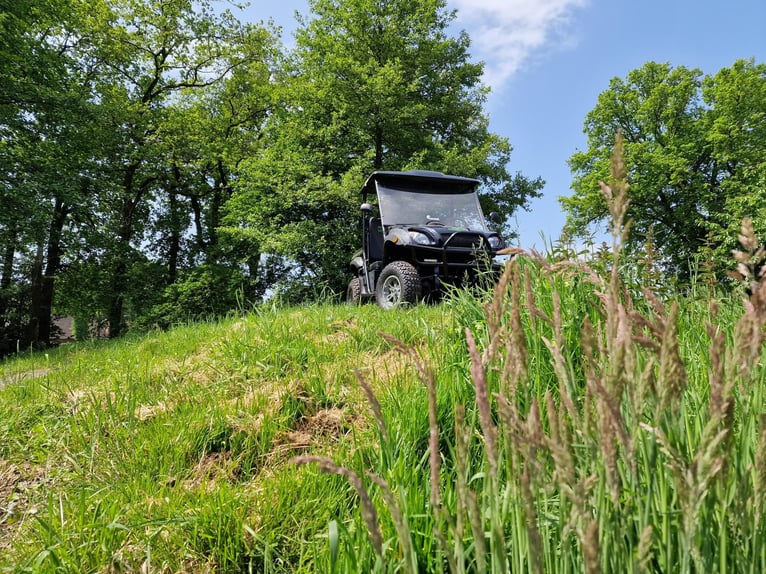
left=347, top=170, right=506, bottom=309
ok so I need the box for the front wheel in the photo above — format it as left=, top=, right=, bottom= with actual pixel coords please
left=375, top=261, right=421, bottom=309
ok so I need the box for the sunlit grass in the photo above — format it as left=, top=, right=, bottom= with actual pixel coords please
left=2, top=224, right=766, bottom=573
left=0, top=302, right=458, bottom=572
left=286, top=141, right=766, bottom=573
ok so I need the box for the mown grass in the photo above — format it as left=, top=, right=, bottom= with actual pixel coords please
left=0, top=302, right=464, bottom=572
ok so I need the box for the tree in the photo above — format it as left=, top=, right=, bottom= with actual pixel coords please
left=0, top=0, right=278, bottom=351
left=57, top=0, right=276, bottom=337
left=701, top=60, right=766, bottom=257
left=227, top=0, right=542, bottom=297
left=563, top=59, right=766, bottom=281
left=0, top=0, right=104, bottom=350
left=152, top=44, right=277, bottom=271
left=134, top=57, right=279, bottom=324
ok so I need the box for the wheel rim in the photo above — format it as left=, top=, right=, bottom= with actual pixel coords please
left=381, top=275, right=402, bottom=307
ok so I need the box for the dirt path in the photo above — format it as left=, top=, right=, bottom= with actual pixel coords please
left=0, top=368, right=52, bottom=390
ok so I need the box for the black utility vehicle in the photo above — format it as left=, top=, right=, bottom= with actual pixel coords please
left=347, top=170, right=506, bottom=309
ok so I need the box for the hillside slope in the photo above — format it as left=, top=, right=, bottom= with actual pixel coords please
left=2, top=255, right=766, bottom=573
left=0, top=302, right=464, bottom=572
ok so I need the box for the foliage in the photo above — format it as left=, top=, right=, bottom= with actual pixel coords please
left=563, top=59, right=766, bottom=282
left=0, top=0, right=104, bottom=350
left=1, top=133, right=764, bottom=571
left=144, top=264, right=251, bottom=328
left=67, top=0, right=276, bottom=337
left=0, top=0, right=278, bottom=352
left=227, top=0, right=542, bottom=296
left=0, top=282, right=33, bottom=355
left=2, top=230, right=765, bottom=571
left=1, top=0, right=541, bottom=348
left=224, top=162, right=364, bottom=301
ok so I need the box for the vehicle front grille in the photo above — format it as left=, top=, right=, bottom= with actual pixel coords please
left=445, top=233, right=484, bottom=249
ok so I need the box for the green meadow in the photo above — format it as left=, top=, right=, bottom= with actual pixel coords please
left=2, top=231, right=765, bottom=573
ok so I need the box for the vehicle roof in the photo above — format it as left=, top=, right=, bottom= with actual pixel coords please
left=361, top=170, right=481, bottom=197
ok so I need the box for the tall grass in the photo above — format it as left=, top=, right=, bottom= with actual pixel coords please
left=294, top=138, right=766, bottom=573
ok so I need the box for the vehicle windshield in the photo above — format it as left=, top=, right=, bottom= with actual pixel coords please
left=377, top=185, right=489, bottom=231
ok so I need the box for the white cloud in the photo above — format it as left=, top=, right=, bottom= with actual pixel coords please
left=451, top=0, right=588, bottom=88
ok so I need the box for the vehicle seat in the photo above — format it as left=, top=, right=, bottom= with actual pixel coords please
left=368, top=218, right=384, bottom=262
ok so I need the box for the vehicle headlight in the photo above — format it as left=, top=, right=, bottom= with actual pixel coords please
left=487, top=235, right=503, bottom=249
left=408, top=231, right=434, bottom=245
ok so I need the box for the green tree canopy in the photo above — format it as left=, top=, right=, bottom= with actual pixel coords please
left=1, top=0, right=279, bottom=351
left=0, top=0, right=110, bottom=348
left=69, top=0, right=277, bottom=336
left=563, top=59, right=766, bottom=281
left=226, top=0, right=543, bottom=297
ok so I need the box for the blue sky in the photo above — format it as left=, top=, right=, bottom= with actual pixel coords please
left=234, top=0, right=766, bottom=248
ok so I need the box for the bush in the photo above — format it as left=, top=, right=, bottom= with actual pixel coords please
left=145, top=264, right=251, bottom=328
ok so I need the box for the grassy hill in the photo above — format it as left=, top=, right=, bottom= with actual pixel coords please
left=2, top=249, right=766, bottom=573
left=0, top=301, right=464, bottom=572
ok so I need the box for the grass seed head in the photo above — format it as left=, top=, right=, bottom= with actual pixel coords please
left=658, top=301, right=687, bottom=412
left=582, top=519, right=600, bottom=574
left=738, top=217, right=759, bottom=253
left=355, top=369, right=389, bottom=446
left=467, top=490, right=487, bottom=574
left=483, top=258, right=514, bottom=364
left=365, top=472, right=415, bottom=568
left=521, top=467, right=544, bottom=574
left=291, top=455, right=383, bottom=558
left=500, top=263, right=528, bottom=396
left=637, top=525, right=654, bottom=573
left=466, top=327, right=498, bottom=477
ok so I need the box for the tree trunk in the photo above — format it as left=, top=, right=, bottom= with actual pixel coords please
left=108, top=165, right=141, bottom=339
left=208, top=158, right=231, bottom=250
left=167, top=190, right=180, bottom=284
left=191, top=195, right=206, bottom=250
left=246, top=253, right=260, bottom=301
left=35, top=197, right=69, bottom=345
left=0, top=238, right=16, bottom=332
left=108, top=254, right=127, bottom=338
left=1, top=240, right=14, bottom=291
left=26, top=241, right=45, bottom=344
